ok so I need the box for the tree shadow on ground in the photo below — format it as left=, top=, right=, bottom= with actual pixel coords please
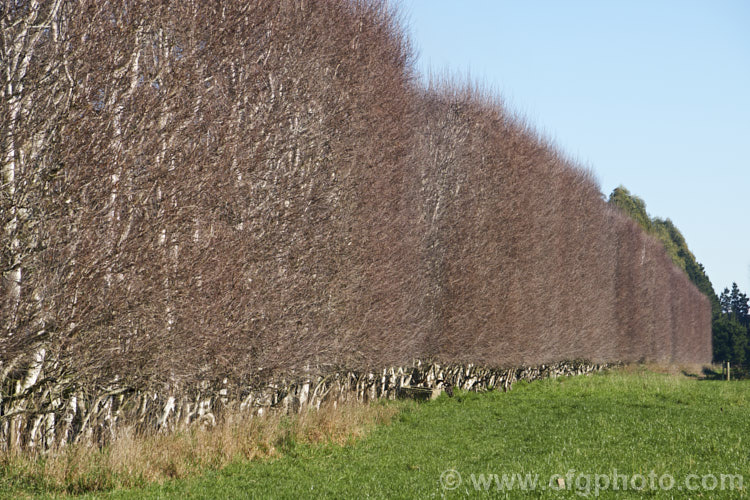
left=696, top=365, right=750, bottom=381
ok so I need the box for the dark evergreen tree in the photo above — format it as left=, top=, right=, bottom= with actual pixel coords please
left=712, top=315, right=747, bottom=365
left=729, top=283, right=749, bottom=327
left=720, top=287, right=732, bottom=315
left=715, top=284, right=750, bottom=363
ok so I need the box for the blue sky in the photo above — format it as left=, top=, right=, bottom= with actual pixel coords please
left=402, top=0, right=750, bottom=296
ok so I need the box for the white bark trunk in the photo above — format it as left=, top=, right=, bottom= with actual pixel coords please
left=3, top=79, right=22, bottom=327
left=7, top=347, right=46, bottom=450
left=1, top=0, right=64, bottom=333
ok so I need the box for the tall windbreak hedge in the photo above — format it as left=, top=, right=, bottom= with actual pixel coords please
left=1, top=0, right=710, bottom=398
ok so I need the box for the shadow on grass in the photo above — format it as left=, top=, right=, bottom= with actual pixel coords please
left=697, top=365, right=750, bottom=381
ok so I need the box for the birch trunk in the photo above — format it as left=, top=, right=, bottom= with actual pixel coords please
left=2, top=0, right=65, bottom=334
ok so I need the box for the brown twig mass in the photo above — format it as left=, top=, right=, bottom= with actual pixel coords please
left=1, top=0, right=710, bottom=403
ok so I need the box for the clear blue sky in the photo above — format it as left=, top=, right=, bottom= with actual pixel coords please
left=402, top=0, right=750, bottom=297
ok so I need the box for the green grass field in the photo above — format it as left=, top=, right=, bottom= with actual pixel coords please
left=5, top=366, right=750, bottom=498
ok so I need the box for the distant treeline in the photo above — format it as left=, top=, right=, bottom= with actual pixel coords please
left=608, top=187, right=718, bottom=312
left=608, top=187, right=746, bottom=364
left=1, top=0, right=710, bottom=397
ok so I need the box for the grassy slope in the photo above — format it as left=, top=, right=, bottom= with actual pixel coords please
left=8, top=367, right=750, bottom=498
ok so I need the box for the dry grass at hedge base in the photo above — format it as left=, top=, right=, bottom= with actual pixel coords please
left=0, top=400, right=401, bottom=495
